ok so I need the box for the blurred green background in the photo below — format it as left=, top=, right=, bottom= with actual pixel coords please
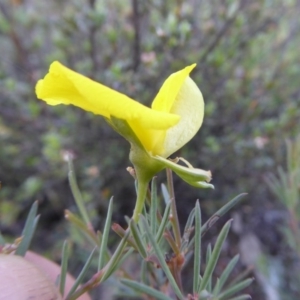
left=1, top=0, right=299, bottom=299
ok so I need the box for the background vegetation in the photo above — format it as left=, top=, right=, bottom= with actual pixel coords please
left=0, top=0, right=299, bottom=298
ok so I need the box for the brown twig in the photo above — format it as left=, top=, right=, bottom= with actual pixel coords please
left=131, top=0, right=141, bottom=71
left=199, top=0, right=248, bottom=65
left=88, top=0, right=98, bottom=76
left=0, top=2, right=34, bottom=83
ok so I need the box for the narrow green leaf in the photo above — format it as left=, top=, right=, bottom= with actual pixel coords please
left=67, top=157, right=90, bottom=225
left=188, top=193, right=246, bottom=252
left=161, top=183, right=170, bottom=204
left=15, top=201, right=39, bottom=256
left=59, top=240, right=70, bottom=296
left=206, top=243, right=212, bottom=264
left=162, top=230, right=177, bottom=255
left=181, top=207, right=195, bottom=253
left=112, top=223, right=137, bottom=249
left=124, top=215, right=131, bottom=224
left=98, top=197, right=114, bottom=271
left=193, top=200, right=201, bottom=294
left=199, top=220, right=232, bottom=292
left=166, top=169, right=181, bottom=251
left=121, top=279, right=173, bottom=300
left=206, top=244, right=212, bottom=292
left=140, top=216, right=184, bottom=300
left=213, top=278, right=221, bottom=297
left=150, top=177, right=158, bottom=234
left=184, top=208, right=196, bottom=236
left=103, top=248, right=134, bottom=280
left=141, top=260, right=148, bottom=284
left=228, top=267, right=253, bottom=287
left=101, top=229, right=130, bottom=282
left=156, top=201, right=171, bottom=244
left=65, top=210, right=98, bottom=246
left=198, top=273, right=203, bottom=287
left=202, top=194, right=246, bottom=235
left=130, top=219, right=147, bottom=258
left=219, top=278, right=253, bottom=300
left=214, top=254, right=240, bottom=295
left=137, top=215, right=148, bottom=246
left=66, top=247, right=96, bottom=299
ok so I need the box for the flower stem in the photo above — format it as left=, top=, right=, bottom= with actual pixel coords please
left=132, top=177, right=149, bottom=222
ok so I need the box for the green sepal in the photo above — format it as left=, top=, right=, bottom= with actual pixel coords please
left=109, top=117, right=164, bottom=181
left=107, top=117, right=213, bottom=190
left=153, top=155, right=214, bottom=189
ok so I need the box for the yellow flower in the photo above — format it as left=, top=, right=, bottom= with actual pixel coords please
left=36, top=62, right=213, bottom=221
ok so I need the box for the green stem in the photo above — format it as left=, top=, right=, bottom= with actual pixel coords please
left=132, top=177, right=149, bottom=222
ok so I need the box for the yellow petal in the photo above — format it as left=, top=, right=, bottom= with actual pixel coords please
left=161, top=76, right=204, bottom=158
left=127, top=123, right=161, bottom=154
left=151, top=64, right=196, bottom=112
left=36, top=61, right=180, bottom=131
left=150, top=64, right=204, bottom=157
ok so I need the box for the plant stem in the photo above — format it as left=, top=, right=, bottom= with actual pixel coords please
left=132, top=177, right=149, bottom=222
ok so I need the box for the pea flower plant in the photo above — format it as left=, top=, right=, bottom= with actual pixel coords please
left=7, top=62, right=253, bottom=299
left=36, top=62, right=213, bottom=221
